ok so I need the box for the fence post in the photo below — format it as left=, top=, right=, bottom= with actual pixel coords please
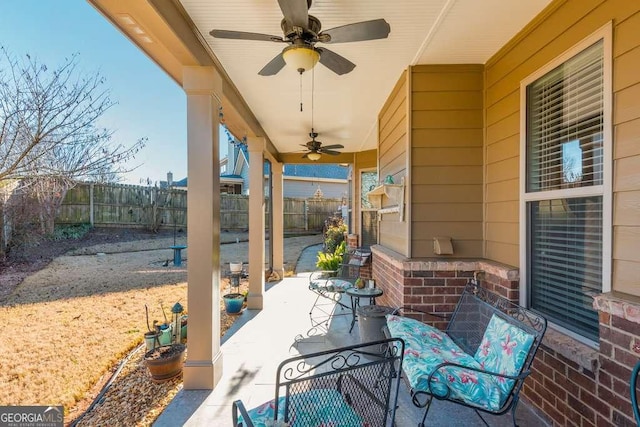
left=304, top=199, right=308, bottom=231
left=89, top=183, right=94, bottom=226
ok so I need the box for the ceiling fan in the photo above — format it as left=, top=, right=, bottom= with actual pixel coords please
left=209, top=0, right=391, bottom=76
left=301, top=129, right=344, bottom=161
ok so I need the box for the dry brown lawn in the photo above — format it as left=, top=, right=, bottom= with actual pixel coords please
left=0, top=233, right=321, bottom=423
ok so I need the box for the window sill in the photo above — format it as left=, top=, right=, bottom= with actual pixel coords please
left=541, top=327, right=599, bottom=372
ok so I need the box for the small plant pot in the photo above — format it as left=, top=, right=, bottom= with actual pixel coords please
left=144, top=331, right=160, bottom=351
left=223, top=293, right=244, bottom=314
left=230, top=262, right=243, bottom=273
left=144, top=343, right=186, bottom=383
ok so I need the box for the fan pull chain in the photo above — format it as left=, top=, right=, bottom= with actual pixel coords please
left=300, top=72, right=303, bottom=112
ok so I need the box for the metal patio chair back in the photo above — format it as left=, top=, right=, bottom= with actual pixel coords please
left=233, top=337, right=405, bottom=427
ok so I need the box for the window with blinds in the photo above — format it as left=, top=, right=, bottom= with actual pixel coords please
left=524, top=39, right=604, bottom=342
left=526, top=41, right=604, bottom=193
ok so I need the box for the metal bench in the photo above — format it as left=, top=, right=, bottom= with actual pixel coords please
left=233, top=337, right=404, bottom=427
left=385, top=279, right=547, bottom=427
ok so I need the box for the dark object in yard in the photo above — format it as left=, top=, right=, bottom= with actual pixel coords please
left=385, top=279, right=547, bottom=427
left=144, top=343, right=186, bottom=383
left=170, top=245, right=187, bottom=266
left=232, top=337, right=404, bottom=426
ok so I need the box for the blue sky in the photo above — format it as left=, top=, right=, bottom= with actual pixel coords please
left=0, top=1, right=191, bottom=184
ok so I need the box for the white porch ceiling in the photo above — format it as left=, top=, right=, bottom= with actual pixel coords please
left=179, top=0, right=551, bottom=157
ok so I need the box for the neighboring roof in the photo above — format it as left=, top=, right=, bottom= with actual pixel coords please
left=284, top=164, right=349, bottom=180
left=220, top=174, right=244, bottom=183
left=169, top=160, right=348, bottom=188
left=159, top=177, right=187, bottom=188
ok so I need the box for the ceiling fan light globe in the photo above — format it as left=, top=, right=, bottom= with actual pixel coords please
left=307, top=152, right=322, bottom=161
left=283, top=45, right=320, bottom=74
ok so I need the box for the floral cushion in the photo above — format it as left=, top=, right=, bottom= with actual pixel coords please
left=238, top=389, right=364, bottom=427
left=473, top=314, right=535, bottom=401
left=386, top=315, right=504, bottom=411
left=310, top=278, right=353, bottom=293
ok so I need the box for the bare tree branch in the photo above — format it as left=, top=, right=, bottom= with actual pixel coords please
left=0, top=48, right=148, bottom=234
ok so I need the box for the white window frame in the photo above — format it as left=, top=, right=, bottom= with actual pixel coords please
left=519, top=22, right=613, bottom=345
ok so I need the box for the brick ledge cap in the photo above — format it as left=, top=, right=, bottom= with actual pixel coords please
left=370, top=246, right=518, bottom=280
left=593, top=292, right=640, bottom=325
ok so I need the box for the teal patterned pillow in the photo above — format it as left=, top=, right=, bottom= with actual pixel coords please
left=473, top=314, right=535, bottom=401
left=239, top=389, right=364, bottom=426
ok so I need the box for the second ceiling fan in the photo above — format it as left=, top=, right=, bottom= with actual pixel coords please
left=301, top=129, right=344, bottom=160
left=210, top=0, right=391, bottom=76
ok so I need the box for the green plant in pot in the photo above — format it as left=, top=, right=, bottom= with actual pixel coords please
left=316, top=241, right=346, bottom=275
left=143, top=302, right=187, bottom=382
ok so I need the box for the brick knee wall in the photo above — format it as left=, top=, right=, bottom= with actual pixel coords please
left=370, top=245, right=640, bottom=427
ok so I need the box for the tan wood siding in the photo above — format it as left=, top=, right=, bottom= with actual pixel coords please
left=411, top=202, right=482, bottom=222
left=485, top=0, right=640, bottom=297
left=612, top=259, right=640, bottom=295
left=614, top=117, right=640, bottom=158
left=413, top=166, right=482, bottom=185
left=377, top=71, right=409, bottom=256
left=411, top=185, right=483, bottom=203
left=412, top=129, right=483, bottom=148
left=410, top=65, right=484, bottom=258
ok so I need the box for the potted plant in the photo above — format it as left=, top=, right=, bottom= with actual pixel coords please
left=316, top=241, right=346, bottom=275
left=143, top=302, right=187, bottom=382
left=224, top=269, right=245, bottom=314
left=144, top=343, right=186, bottom=383
left=223, top=293, right=244, bottom=314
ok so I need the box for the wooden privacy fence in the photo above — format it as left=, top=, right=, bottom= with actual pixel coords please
left=57, top=182, right=342, bottom=232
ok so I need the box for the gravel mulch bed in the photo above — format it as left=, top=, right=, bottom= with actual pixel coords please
left=70, top=279, right=248, bottom=427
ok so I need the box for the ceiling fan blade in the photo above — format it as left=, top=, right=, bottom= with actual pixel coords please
left=321, top=149, right=342, bottom=156
left=278, top=0, right=309, bottom=29
left=210, top=29, right=284, bottom=43
left=320, top=19, right=391, bottom=44
left=258, top=53, right=286, bottom=76
left=302, top=152, right=310, bottom=159
left=320, top=144, right=344, bottom=150
left=316, top=47, right=356, bottom=75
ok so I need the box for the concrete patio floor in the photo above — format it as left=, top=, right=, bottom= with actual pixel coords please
left=154, top=264, right=550, bottom=426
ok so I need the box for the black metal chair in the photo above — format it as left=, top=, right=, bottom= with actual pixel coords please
left=632, top=359, right=640, bottom=425
left=233, top=337, right=404, bottom=427
left=306, top=248, right=370, bottom=335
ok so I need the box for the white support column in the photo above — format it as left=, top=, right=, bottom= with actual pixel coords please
left=247, top=137, right=265, bottom=309
left=182, top=66, right=223, bottom=390
left=271, top=162, right=284, bottom=277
